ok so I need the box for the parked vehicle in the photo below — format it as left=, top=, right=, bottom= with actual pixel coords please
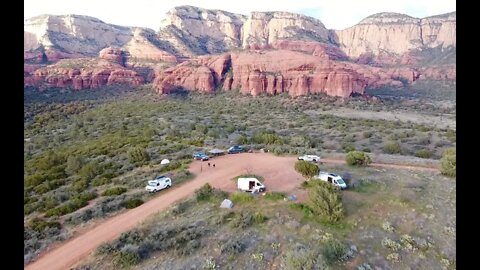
left=145, top=176, right=172, bottom=192
left=298, top=154, right=321, bottom=163
left=237, top=177, right=266, bottom=192
left=192, top=152, right=209, bottom=161
left=314, top=172, right=347, bottom=189
left=228, top=145, right=244, bottom=154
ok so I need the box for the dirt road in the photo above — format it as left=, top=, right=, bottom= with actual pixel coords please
left=25, top=153, right=438, bottom=270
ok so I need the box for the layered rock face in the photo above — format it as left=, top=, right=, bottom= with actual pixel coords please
left=269, top=40, right=348, bottom=60
left=153, top=50, right=418, bottom=97
left=420, top=12, right=456, bottom=49
left=158, top=5, right=246, bottom=56
left=24, top=48, right=144, bottom=90
left=241, top=12, right=331, bottom=49
left=335, top=12, right=456, bottom=60
left=24, top=15, right=177, bottom=63
left=24, top=15, right=133, bottom=56
left=122, top=28, right=178, bottom=63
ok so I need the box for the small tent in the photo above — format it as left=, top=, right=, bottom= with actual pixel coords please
left=160, top=159, right=170, bottom=165
left=220, top=199, right=234, bottom=208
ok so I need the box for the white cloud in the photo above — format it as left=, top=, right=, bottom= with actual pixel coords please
left=24, top=0, right=456, bottom=30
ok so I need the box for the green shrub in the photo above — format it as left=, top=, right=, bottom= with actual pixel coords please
left=251, top=131, right=283, bottom=145
left=235, top=135, right=248, bottom=145
left=264, top=192, right=286, bottom=201
left=253, top=212, right=267, bottom=224
left=25, top=173, right=47, bottom=187
left=123, top=198, right=144, bottom=209
left=45, top=200, right=86, bottom=217
left=301, top=180, right=312, bottom=189
left=44, top=196, right=59, bottom=210
left=45, top=191, right=97, bottom=217
left=92, top=177, right=112, bottom=187
left=33, top=179, right=65, bottom=194
left=284, top=249, right=317, bottom=270
left=112, top=250, right=140, bottom=267
left=74, top=192, right=97, bottom=202
left=288, top=203, right=314, bottom=218
left=27, top=217, right=61, bottom=232
left=35, top=151, right=66, bottom=171
left=294, top=160, right=320, bottom=178
left=230, top=192, right=254, bottom=203
left=342, top=144, right=356, bottom=153
left=322, top=238, right=347, bottom=265
left=159, top=161, right=182, bottom=173
left=308, top=181, right=344, bottom=222
left=195, top=183, right=214, bottom=202
left=78, top=161, right=101, bottom=180
left=440, top=147, right=456, bottom=177
left=65, top=156, right=84, bottom=175
left=415, top=149, right=432, bottom=159
left=102, top=187, right=127, bottom=196
left=184, top=138, right=204, bottom=147
left=445, top=129, right=456, bottom=142
left=172, top=201, right=191, bottom=215
left=345, top=151, right=372, bottom=166
left=383, top=141, right=401, bottom=154
left=230, top=211, right=263, bottom=228
left=128, top=147, right=150, bottom=164
left=71, top=179, right=89, bottom=193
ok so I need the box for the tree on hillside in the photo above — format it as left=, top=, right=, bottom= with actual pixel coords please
left=128, top=147, right=150, bottom=165
left=295, top=160, right=320, bottom=178
left=308, top=181, right=344, bottom=222
left=66, top=156, right=84, bottom=175
left=345, top=151, right=372, bottom=166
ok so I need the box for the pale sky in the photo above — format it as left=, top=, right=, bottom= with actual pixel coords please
left=24, top=0, right=456, bottom=30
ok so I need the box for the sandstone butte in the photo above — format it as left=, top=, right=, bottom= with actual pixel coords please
left=24, top=47, right=144, bottom=90
left=153, top=49, right=426, bottom=97
left=23, top=6, right=456, bottom=98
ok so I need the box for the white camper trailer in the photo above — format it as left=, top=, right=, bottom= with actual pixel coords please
left=145, top=176, right=172, bottom=192
left=314, top=172, right=347, bottom=189
left=237, top=177, right=266, bottom=193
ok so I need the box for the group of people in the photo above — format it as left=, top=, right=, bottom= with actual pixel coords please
left=207, top=162, right=215, bottom=168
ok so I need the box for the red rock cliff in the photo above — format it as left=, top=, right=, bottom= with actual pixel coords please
left=153, top=50, right=418, bottom=98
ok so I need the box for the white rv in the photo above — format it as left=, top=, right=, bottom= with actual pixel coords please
left=145, top=176, right=172, bottom=192
left=237, top=177, right=266, bottom=193
left=314, top=172, right=347, bottom=189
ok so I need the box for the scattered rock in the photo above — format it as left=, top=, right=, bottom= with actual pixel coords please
left=357, top=262, right=373, bottom=270
left=300, top=224, right=311, bottom=232
left=285, top=220, right=300, bottom=229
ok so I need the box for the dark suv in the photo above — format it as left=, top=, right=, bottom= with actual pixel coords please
left=192, top=152, right=209, bottom=161
left=227, top=145, right=244, bottom=154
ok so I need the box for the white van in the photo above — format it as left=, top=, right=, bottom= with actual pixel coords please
left=145, top=176, right=172, bottom=192
left=237, top=177, right=266, bottom=193
left=314, top=172, right=347, bottom=189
